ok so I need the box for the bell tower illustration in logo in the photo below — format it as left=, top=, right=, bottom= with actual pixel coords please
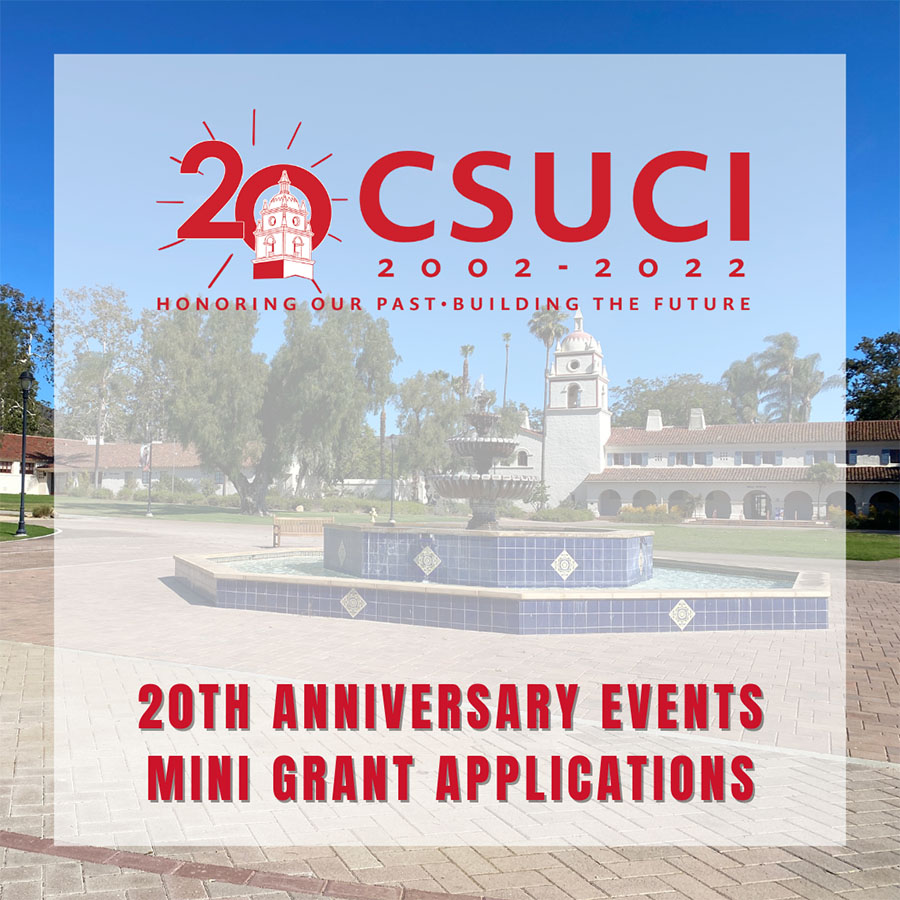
left=252, top=171, right=315, bottom=280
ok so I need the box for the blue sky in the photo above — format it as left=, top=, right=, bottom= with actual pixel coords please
left=2, top=0, right=898, bottom=417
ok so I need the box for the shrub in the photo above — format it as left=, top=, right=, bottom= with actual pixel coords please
left=266, top=492, right=297, bottom=511
left=529, top=506, right=594, bottom=522
left=842, top=504, right=900, bottom=532
left=198, top=479, right=217, bottom=497
left=497, top=502, right=528, bottom=519
left=827, top=505, right=847, bottom=529
left=117, top=485, right=135, bottom=501
left=90, top=487, right=114, bottom=500
left=617, top=503, right=682, bottom=524
left=31, top=504, right=53, bottom=518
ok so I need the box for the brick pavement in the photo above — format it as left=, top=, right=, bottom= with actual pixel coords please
left=2, top=526, right=899, bottom=898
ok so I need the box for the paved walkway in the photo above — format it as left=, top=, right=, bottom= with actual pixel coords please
left=1, top=521, right=898, bottom=898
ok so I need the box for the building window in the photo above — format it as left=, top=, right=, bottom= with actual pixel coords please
left=24, top=462, right=35, bottom=475
left=882, top=449, right=900, bottom=465
left=675, top=452, right=694, bottom=466
left=265, top=236, right=275, bottom=256
left=846, top=449, right=858, bottom=466
left=517, top=450, right=528, bottom=467
left=736, top=450, right=761, bottom=466
left=567, top=383, right=582, bottom=408
left=612, top=453, right=626, bottom=466
left=761, top=451, right=782, bottom=465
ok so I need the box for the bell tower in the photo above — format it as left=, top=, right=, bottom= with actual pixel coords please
left=252, top=171, right=315, bottom=280
left=543, top=311, right=611, bottom=504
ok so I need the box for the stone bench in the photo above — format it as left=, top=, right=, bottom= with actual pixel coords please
left=272, top=516, right=334, bottom=546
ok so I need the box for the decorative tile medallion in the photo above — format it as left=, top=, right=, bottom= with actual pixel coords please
left=340, top=588, right=366, bottom=618
left=414, top=546, right=442, bottom=576
left=669, top=599, right=695, bottom=630
left=337, top=540, right=347, bottom=566
left=551, top=550, right=579, bottom=581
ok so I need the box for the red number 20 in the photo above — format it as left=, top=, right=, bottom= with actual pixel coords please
left=177, top=141, right=332, bottom=251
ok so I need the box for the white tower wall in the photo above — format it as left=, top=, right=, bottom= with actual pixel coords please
left=542, top=312, right=611, bottom=505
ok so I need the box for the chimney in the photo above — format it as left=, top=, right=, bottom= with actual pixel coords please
left=688, top=408, right=706, bottom=430
left=646, top=409, right=663, bottom=431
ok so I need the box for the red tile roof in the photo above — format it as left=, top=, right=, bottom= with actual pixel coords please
left=607, top=420, right=900, bottom=447
left=584, top=466, right=899, bottom=483
left=0, top=433, right=54, bottom=462
left=846, top=420, right=900, bottom=441
left=0, top=434, right=203, bottom=469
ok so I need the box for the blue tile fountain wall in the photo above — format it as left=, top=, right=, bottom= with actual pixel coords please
left=323, top=525, right=653, bottom=589
left=211, top=578, right=828, bottom=635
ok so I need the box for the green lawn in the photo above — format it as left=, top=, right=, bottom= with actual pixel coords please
left=54, top=497, right=465, bottom=527
left=18, top=497, right=898, bottom=560
left=604, top=522, right=898, bottom=560
left=0, top=493, right=54, bottom=512
left=0, top=522, right=55, bottom=541
left=845, top=531, right=900, bottom=561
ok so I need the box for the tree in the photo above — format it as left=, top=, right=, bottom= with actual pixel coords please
left=56, top=286, right=139, bottom=486
left=806, top=461, right=839, bottom=521
left=339, top=424, right=382, bottom=480
left=846, top=332, right=900, bottom=420
left=0, top=284, right=54, bottom=436
left=756, top=333, right=841, bottom=422
left=756, top=332, right=800, bottom=422
left=150, top=303, right=397, bottom=514
left=528, top=309, right=569, bottom=411
left=394, top=370, right=470, bottom=480
left=527, top=308, right=569, bottom=486
left=501, top=332, right=512, bottom=407
left=794, top=353, right=843, bottom=423
left=459, top=345, right=474, bottom=396
left=721, top=355, right=766, bottom=423
left=127, top=311, right=171, bottom=446
left=610, top=374, right=737, bottom=427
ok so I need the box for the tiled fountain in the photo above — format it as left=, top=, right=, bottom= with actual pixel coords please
left=174, top=389, right=829, bottom=635
left=324, top=390, right=652, bottom=590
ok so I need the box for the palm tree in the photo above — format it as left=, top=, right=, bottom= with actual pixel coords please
left=795, top=354, right=843, bottom=422
left=722, top=356, right=765, bottom=423
left=502, top=332, right=512, bottom=407
left=806, top=460, right=839, bottom=520
left=758, top=332, right=800, bottom=422
left=379, top=405, right=387, bottom=478
left=460, top=344, right=474, bottom=396
left=528, top=309, right=570, bottom=489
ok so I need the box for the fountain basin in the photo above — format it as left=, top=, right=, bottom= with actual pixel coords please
left=174, top=550, right=829, bottom=635
left=323, top=524, right=653, bottom=588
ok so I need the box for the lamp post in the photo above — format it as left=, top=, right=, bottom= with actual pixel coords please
left=145, top=439, right=154, bottom=518
left=15, top=370, right=34, bottom=537
left=388, top=434, right=396, bottom=526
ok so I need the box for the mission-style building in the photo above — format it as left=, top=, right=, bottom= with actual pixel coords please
left=494, top=312, right=900, bottom=521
